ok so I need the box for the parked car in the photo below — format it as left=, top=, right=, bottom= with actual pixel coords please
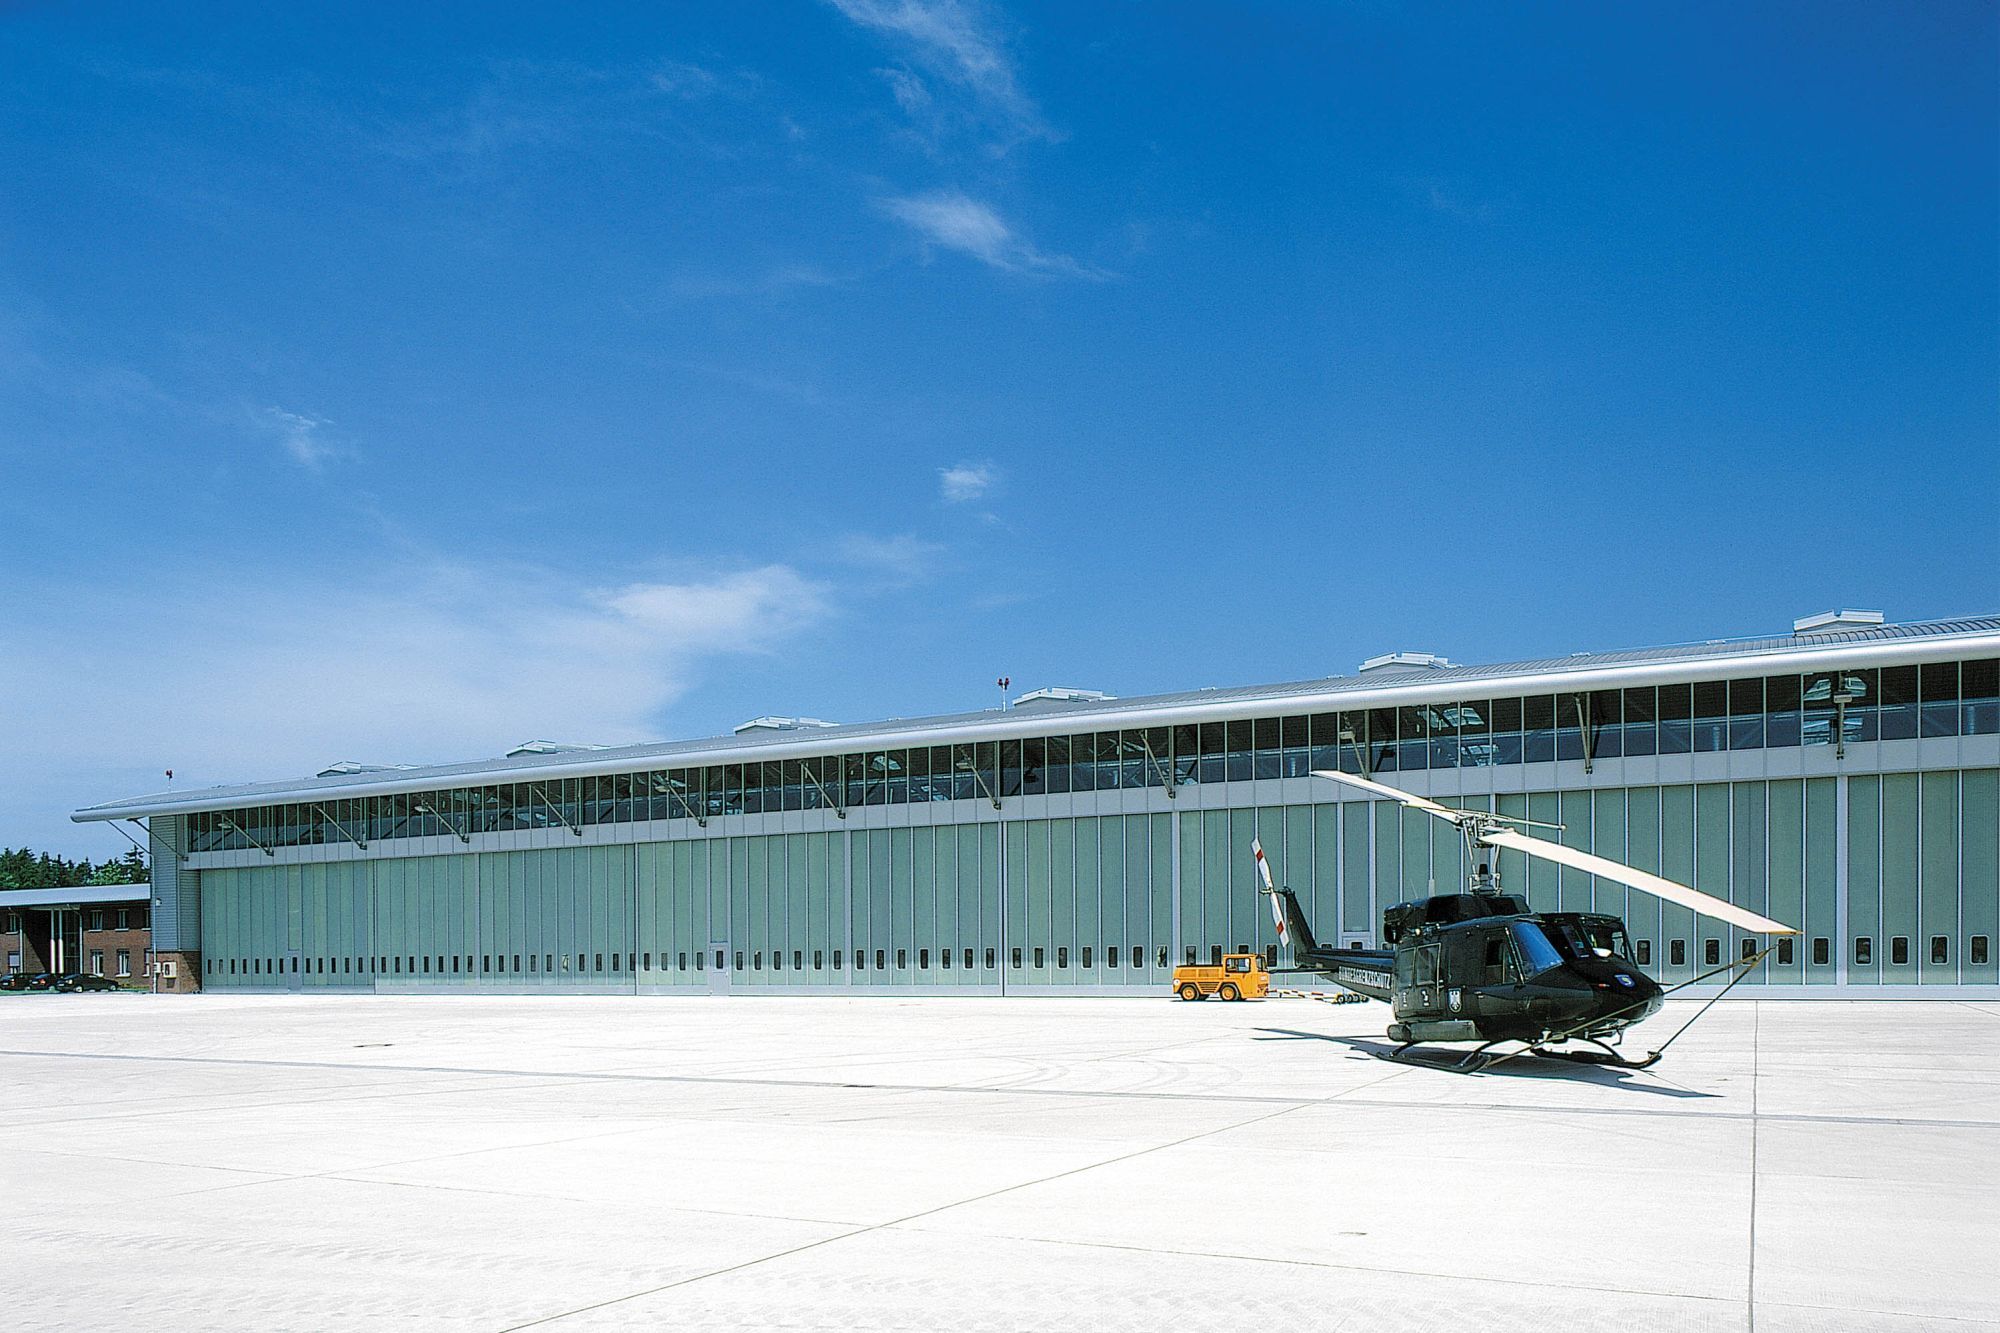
left=52, top=973, right=119, bottom=993
left=22, top=973, right=58, bottom=991
left=0, top=972, right=45, bottom=992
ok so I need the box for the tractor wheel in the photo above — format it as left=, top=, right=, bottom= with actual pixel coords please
left=1178, top=983, right=1202, bottom=1002
left=1219, top=983, right=1241, bottom=1001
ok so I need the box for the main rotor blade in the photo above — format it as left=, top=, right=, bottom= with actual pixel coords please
left=1479, top=827, right=1799, bottom=935
left=1250, top=837, right=1276, bottom=891
left=1308, top=769, right=1466, bottom=822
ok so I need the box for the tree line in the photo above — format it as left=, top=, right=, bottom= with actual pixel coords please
left=0, top=846, right=149, bottom=889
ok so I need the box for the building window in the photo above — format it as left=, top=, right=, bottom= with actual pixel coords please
left=1930, top=936, right=1948, bottom=965
left=1081, top=947, right=1092, bottom=969
left=754, top=952, right=763, bottom=970
left=1669, top=940, right=1686, bottom=967
left=90, top=911, right=105, bottom=931
left=1635, top=940, right=1652, bottom=966
left=1056, top=947, right=1068, bottom=968
left=1855, top=937, right=1872, bottom=965
left=918, top=949, right=929, bottom=969
left=896, top=948, right=907, bottom=969
left=116, top=909, right=130, bottom=929
left=985, top=949, right=996, bottom=969
left=813, top=950, right=823, bottom=969
left=1890, top=937, right=1909, bottom=966
left=967, top=949, right=977, bottom=970
left=1704, top=940, right=1721, bottom=966
left=794, top=950, right=803, bottom=970
left=1032, top=947, right=1044, bottom=968
left=876, top=949, right=887, bottom=970
left=1158, top=947, right=1168, bottom=969
left=1210, top=945, right=1223, bottom=965
left=1972, top=936, right=1990, bottom=966
left=1741, top=939, right=1758, bottom=961
left=90, top=950, right=105, bottom=975
left=1777, top=938, right=1793, bottom=966
left=1011, top=948, right=1022, bottom=968
left=1812, top=937, right=1829, bottom=965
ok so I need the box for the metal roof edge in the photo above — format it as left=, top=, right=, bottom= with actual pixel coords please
left=71, top=621, right=2000, bottom=823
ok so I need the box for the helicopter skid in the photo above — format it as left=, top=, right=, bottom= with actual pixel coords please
left=1378, top=1036, right=1663, bottom=1074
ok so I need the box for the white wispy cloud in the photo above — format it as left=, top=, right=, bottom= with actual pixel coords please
left=880, top=190, right=1100, bottom=277
left=254, top=405, right=339, bottom=468
left=939, top=461, right=996, bottom=503
left=1, top=559, right=834, bottom=848
left=876, top=66, right=932, bottom=115
left=834, top=532, right=947, bottom=585
left=828, top=0, right=1047, bottom=144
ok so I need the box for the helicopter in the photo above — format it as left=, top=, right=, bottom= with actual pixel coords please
left=1255, top=768, right=1799, bottom=1071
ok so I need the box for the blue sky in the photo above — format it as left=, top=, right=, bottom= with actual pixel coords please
left=4, top=1, right=1995, bottom=856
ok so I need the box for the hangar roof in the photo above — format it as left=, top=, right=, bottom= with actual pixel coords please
left=72, top=614, right=2000, bottom=822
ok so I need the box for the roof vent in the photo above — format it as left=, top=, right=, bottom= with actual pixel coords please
left=505, top=741, right=611, bottom=757
left=1012, top=686, right=1116, bottom=708
left=732, top=716, right=841, bottom=734
left=316, top=761, right=418, bottom=778
left=1792, top=610, right=1885, bottom=636
left=1358, top=652, right=1453, bottom=674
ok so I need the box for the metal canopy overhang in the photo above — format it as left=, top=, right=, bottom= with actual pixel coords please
left=0, top=884, right=153, bottom=909
left=69, top=624, right=2000, bottom=824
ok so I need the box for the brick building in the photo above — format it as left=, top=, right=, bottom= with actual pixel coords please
left=1, top=884, right=154, bottom=985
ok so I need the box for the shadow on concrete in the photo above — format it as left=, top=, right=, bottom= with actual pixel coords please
left=1250, top=1027, right=1715, bottom=1098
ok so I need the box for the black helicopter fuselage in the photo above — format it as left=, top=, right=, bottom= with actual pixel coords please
left=1271, top=889, right=1664, bottom=1046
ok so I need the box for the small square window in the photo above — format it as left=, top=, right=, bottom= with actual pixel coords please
left=1704, top=940, right=1721, bottom=966
left=1973, top=936, right=1990, bottom=966
left=595, top=953, right=605, bottom=973
left=876, top=949, right=887, bottom=969
left=1777, top=938, right=1794, bottom=965
left=1929, top=936, right=1947, bottom=965
left=1741, top=938, right=1758, bottom=961
left=1635, top=939, right=1652, bottom=966
left=693, top=952, right=704, bottom=971
left=919, top=949, right=929, bottom=969
left=1082, top=947, right=1093, bottom=968
left=1185, top=947, right=1197, bottom=965
left=939, top=947, right=951, bottom=969
left=813, top=950, right=823, bottom=969
left=680, top=952, right=689, bottom=970
left=1011, top=947, right=1022, bottom=968
left=965, top=948, right=975, bottom=969
left=1669, top=940, right=1686, bottom=967
left=1210, top=945, right=1223, bottom=965
left=1890, top=937, right=1908, bottom=966
left=1854, top=937, right=1873, bottom=965
left=643, top=953, right=651, bottom=970
left=1033, top=947, right=1045, bottom=968
left=833, top=950, right=843, bottom=968
left=1056, top=947, right=1068, bottom=968
left=794, top=950, right=803, bottom=970
left=896, top=948, right=907, bottom=969
left=985, top=948, right=996, bottom=969
left=1811, top=937, right=1829, bottom=965
left=734, top=951, right=743, bottom=971
left=753, top=952, right=763, bottom=970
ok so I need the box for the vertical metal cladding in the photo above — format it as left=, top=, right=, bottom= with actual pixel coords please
left=186, top=771, right=2000, bottom=993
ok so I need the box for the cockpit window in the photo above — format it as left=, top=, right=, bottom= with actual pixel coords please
left=1508, top=921, right=1565, bottom=976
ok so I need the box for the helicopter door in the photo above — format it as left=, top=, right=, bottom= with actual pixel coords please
left=1410, top=942, right=1444, bottom=1017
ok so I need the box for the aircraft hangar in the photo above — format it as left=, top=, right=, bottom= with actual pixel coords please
left=72, top=611, right=2000, bottom=997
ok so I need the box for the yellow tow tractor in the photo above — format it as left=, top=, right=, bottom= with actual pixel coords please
left=1172, top=952, right=1270, bottom=1002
